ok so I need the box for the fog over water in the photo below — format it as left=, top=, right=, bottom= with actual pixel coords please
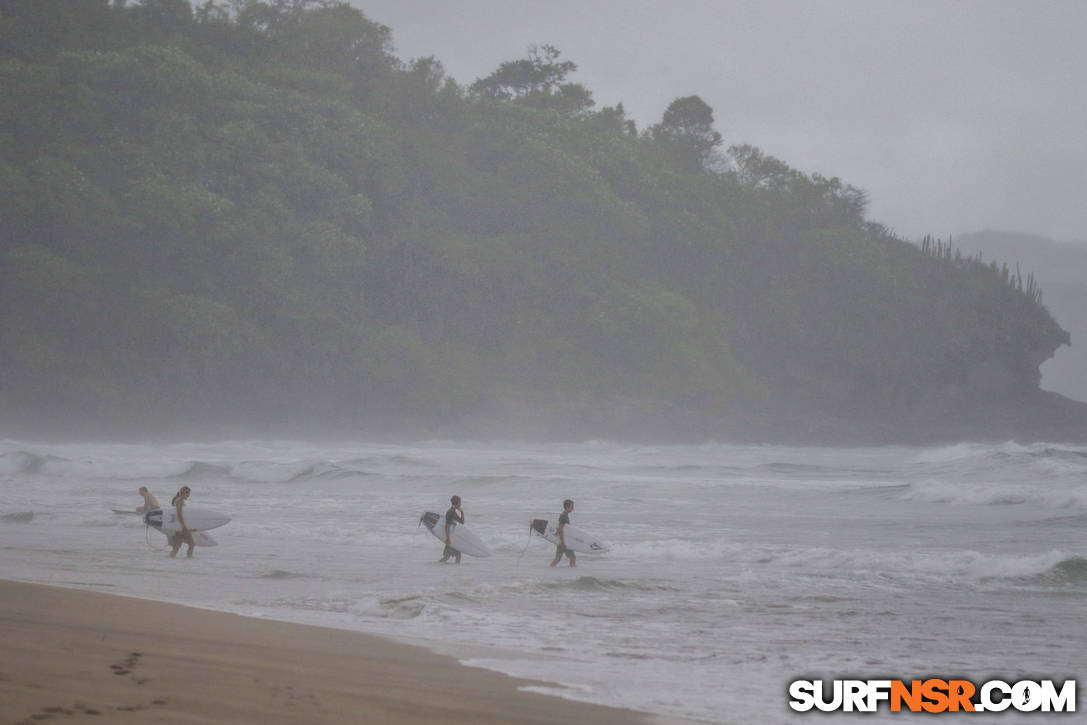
left=357, top=0, right=1087, bottom=243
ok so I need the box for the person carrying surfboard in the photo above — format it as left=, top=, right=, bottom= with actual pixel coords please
left=168, top=486, right=195, bottom=558
left=550, top=499, right=576, bottom=567
left=439, top=495, right=465, bottom=564
left=136, top=486, right=159, bottom=514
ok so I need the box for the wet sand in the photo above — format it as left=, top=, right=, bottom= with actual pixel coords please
left=0, top=579, right=650, bottom=724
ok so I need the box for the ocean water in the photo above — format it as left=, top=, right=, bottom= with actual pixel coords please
left=1, top=438, right=1084, bottom=723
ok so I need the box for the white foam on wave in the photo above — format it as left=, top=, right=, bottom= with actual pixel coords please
left=1, top=444, right=200, bottom=481
left=621, top=537, right=747, bottom=562
left=900, top=477, right=1087, bottom=509
left=767, top=545, right=1080, bottom=582
left=0, top=451, right=46, bottom=475
left=228, top=459, right=322, bottom=483
left=909, top=440, right=1087, bottom=475
left=909, top=440, right=1023, bottom=465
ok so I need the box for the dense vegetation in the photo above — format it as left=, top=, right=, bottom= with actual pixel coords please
left=0, top=0, right=1071, bottom=439
left=956, top=230, right=1087, bottom=405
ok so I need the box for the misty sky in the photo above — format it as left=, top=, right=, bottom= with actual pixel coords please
left=354, top=0, right=1087, bottom=244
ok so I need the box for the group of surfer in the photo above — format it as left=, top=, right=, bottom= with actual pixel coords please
left=136, top=485, right=195, bottom=558
left=438, top=495, right=578, bottom=567
left=137, top=488, right=581, bottom=565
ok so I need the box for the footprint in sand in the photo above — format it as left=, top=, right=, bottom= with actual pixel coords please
left=109, top=652, right=146, bottom=681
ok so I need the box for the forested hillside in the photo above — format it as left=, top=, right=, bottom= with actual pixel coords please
left=0, top=1, right=1077, bottom=441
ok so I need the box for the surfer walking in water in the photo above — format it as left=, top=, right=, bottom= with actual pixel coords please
left=550, top=499, right=576, bottom=567
left=169, top=486, right=195, bottom=558
left=439, top=495, right=464, bottom=564
left=136, top=486, right=159, bottom=514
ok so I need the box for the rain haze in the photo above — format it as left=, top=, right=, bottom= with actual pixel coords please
left=3, top=4, right=1087, bottom=724
left=357, top=0, right=1087, bottom=243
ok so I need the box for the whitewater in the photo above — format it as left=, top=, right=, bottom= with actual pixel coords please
left=1, top=438, right=1084, bottom=723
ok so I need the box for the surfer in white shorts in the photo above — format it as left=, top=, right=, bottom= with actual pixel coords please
left=168, top=486, right=195, bottom=558
left=550, top=499, right=576, bottom=567
left=136, top=486, right=159, bottom=513
left=439, top=495, right=465, bottom=564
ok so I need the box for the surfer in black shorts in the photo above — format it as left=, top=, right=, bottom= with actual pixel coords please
left=550, top=499, right=576, bottom=567
left=439, top=495, right=464, bottom=564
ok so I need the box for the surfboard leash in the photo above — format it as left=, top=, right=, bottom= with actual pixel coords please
left=145, top=523, right=167, bottom=551
left=517, top=520, right=535, bottom=563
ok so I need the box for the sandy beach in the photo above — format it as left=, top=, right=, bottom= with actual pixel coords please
left=0, top=579, right=650, bottom=725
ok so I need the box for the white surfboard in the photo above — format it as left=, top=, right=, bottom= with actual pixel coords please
left=531, top=518, right=609, bottom=554
left=419, top=511, right=492, bottom=558
left=143, top=506, right=231, bottom=532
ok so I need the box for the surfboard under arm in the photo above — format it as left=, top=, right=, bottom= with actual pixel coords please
left=419, top=511, right=491, bottom=558
left=530, top=518, right=609, bottom=554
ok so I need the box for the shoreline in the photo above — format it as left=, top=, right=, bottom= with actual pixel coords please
left=0, top=579, right=663, bottom=725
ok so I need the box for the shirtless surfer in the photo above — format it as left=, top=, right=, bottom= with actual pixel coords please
left=136, top=486, right=159, bottom=513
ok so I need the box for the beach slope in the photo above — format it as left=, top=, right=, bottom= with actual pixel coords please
left=0, top=580, right=647, bottom=724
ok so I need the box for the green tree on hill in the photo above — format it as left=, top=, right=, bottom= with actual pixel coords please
left=650, top=95, right=723, bottom=170
left=469, top=44, right=594, bottom=115
left=0, top=0, right=1073, bottom=440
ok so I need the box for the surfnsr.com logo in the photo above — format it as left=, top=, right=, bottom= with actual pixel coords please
left=789, top=679, right=1076, bottom=713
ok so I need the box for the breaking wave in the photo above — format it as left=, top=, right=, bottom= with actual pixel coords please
left=1038, top=555, right=1087, bottom=584
left=0, top=445, right=372, bottom=484
left=898, top=478, right=1087, bottom=509
left=0, top=451, right=48, bottom=475
left=766, top=546, right=1086, bottom=585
